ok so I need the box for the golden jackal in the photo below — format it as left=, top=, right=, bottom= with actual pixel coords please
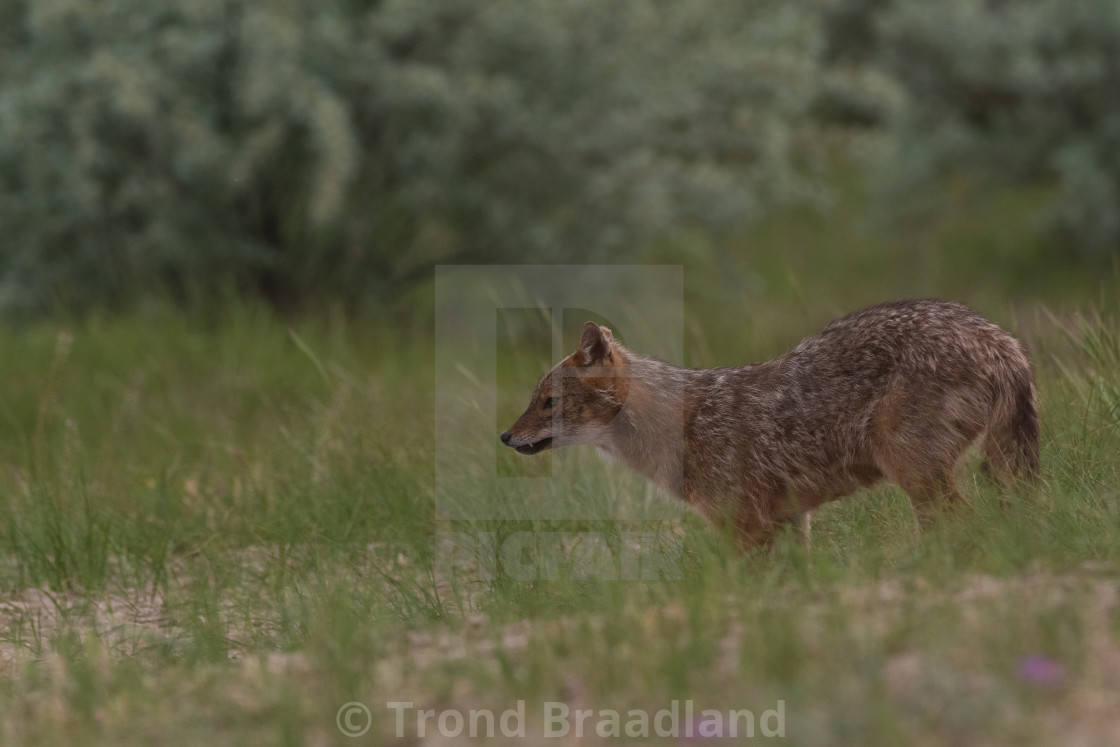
left=500, top=300, right=1039, bottom=549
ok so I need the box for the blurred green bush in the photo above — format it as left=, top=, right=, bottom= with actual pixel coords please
left=2, top=0, right=1117, bottom=317
left=823, top=0, right=1120, bottom=259
left=0, top=0, right=837, bottom=315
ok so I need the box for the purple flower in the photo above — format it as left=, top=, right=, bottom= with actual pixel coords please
left=1019, top=655, right=1067, bottom=689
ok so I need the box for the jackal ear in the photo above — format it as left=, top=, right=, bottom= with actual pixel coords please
left=577, top=321, right=614, bottom=365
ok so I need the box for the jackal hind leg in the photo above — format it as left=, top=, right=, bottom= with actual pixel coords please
left=980, top=431, right=1035, bottom=511
left=734, top=497, right=813, bottom=555
left=734, top=519, right=770, bottom=555
left=763, top=511, right=813, bottom=560
left=897, top=471, right=965, bottom=531
left=872, top=390, right=978, bottom=532
left=980, top=431, right=1017, bottom=484
left=734, top=504, right=782, bottom=555
left=874, top=440, right=966, bottom=530
left=783, top=511, right=812, bottom=551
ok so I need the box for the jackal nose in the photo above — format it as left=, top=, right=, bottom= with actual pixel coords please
left=500, top=431, right=511, bottom=445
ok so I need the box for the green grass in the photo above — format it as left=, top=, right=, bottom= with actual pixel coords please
left=0, top=290, right=1117, bottom=746
left=2, top=172, right=1120, bottom=745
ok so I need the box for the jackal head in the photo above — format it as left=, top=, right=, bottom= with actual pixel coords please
left=500, top=322, right=630, bottom=455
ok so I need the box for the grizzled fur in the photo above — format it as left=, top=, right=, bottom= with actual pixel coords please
left=501, top=300, right=1039, bottom=550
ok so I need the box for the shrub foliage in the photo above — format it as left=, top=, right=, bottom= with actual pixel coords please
left=0, top=0, right=830, bottom=314
left=824, top=0, right=1120, bottom=259
left=2, top=0, right=1118, bottom=315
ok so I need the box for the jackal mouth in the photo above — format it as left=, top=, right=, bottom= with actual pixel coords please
left=514, top=437, right=553, bottom=455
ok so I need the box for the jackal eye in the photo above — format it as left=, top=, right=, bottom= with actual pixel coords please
left=542, top=396, right=558, bottom=410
